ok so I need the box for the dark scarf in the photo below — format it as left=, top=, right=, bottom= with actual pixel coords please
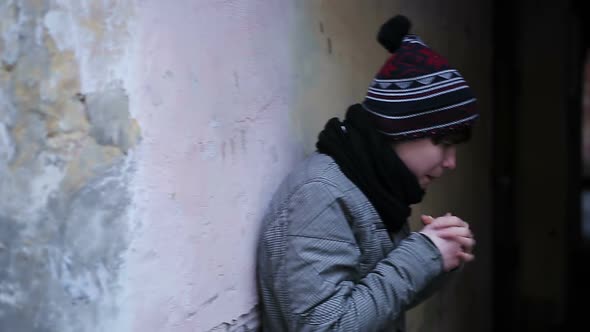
left=316, top=104, right=424, bottom=234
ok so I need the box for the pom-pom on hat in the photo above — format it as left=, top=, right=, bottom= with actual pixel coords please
left=363, top=15, right=479, bottom=140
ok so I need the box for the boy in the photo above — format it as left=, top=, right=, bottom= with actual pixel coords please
left=257, top=15, right=477, bottom=331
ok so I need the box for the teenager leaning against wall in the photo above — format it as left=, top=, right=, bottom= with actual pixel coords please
left=256, top=15, right=480, bottom=332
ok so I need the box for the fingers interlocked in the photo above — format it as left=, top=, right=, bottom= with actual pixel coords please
left=421, top=213, right=476, bottom=264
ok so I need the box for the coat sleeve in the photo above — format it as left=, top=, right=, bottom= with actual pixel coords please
left=278, top=181, right=444, bottom=331
left=406, top=267, right=456, bottom=310
left=404, top=233, right=459, bottom=309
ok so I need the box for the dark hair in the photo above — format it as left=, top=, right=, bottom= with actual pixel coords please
left=431, top=126, right=472, bottom=145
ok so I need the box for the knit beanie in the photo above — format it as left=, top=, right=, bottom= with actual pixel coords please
left=362, top=15, right=479, bottom=140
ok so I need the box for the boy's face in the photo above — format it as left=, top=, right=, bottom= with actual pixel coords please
left=393, top=138, right=457, bottom=189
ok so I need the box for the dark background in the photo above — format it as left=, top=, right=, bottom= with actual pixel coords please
left=491, top=0, right=589, bottom=330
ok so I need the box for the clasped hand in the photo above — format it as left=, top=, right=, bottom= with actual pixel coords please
left=419, top=213, right=475, bottom=272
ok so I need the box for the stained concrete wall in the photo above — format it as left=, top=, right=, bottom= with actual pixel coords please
left=0, top=1, right=491, bottom=331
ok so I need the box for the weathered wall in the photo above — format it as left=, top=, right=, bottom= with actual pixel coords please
left=0, top=1, right=492, bottom=331
left=0, top=0, right=139, bottom=331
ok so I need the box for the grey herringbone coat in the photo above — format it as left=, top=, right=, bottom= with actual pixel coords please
left=257, top=153, right=447, bottom=331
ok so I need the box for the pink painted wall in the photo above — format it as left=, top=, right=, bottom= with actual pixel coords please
left=122, top=1, right=302, bottom=331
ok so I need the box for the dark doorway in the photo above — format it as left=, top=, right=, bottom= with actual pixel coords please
left=491, top=0, right=589, bottom=330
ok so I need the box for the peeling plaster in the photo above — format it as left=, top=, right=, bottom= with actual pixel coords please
left=0, top=0, right=22, bottom=69
left=84, top=85, right=141, bottom=153
left=43, top=9, right=75, bottom=51
left=0, top=123, right=15, bottom=165
left=0, top=1, right=139, bottom=331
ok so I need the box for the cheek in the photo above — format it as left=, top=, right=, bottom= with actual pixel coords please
left=420, top=152, right=445, bottom=174
left=395, top=141, right=446, bottom=178
left=408, top=160, right=432, bottom=178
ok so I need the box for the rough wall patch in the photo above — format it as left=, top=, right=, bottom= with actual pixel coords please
left=0, top=1, right=138, bottom=331
left=84, top=85, right=141, bottom=154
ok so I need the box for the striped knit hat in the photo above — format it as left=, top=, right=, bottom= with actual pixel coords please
left=362, top=16, right=478, bottom=140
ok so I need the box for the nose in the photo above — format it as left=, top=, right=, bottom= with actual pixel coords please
left=442, top=147, right=457, bottom=170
